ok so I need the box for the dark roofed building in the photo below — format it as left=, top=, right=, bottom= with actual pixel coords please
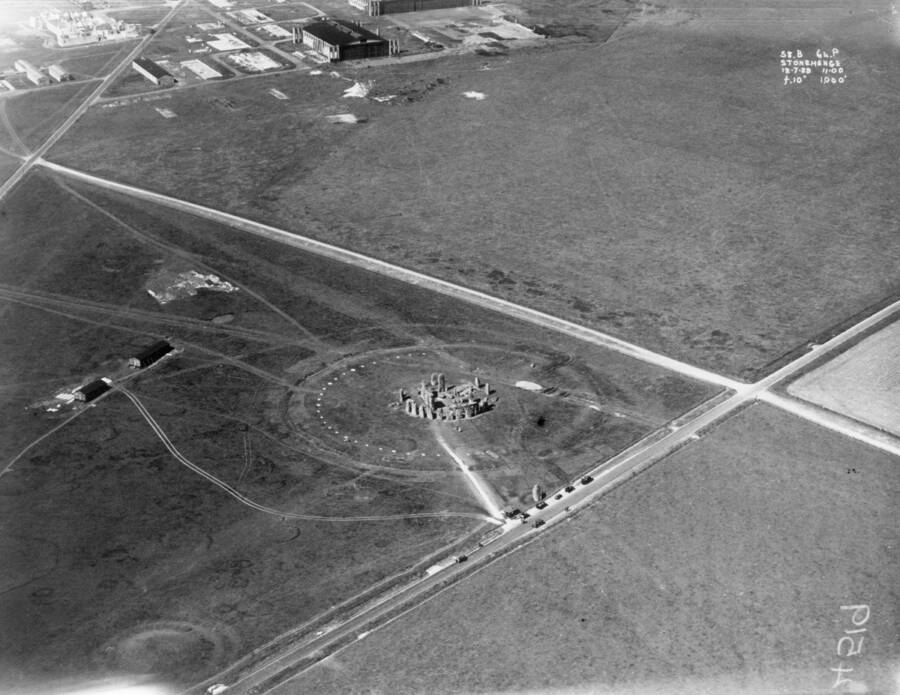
left=301, top=18, right=389, bottom=62
left=129, top=339, right=174, bottom=369
left=352, top=0, right=482, bottom=16
left=75, top=378, right=111, bottom=402
left=132, top=57, right=175, bottom=87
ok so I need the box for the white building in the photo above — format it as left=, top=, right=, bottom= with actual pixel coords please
left=14, top=59, right=48, bottom=86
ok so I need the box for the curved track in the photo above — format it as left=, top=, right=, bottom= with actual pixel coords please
left=118, top=386, right=493, bottom=523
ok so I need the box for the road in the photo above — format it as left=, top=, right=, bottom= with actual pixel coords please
left=0, top=0, right=189, bottom=203
left=186, top=292, right=900, bottom=695
left=38, top=159, right=743, bottom=392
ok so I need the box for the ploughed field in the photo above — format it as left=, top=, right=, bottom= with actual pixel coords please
left=788, top=319, right=900, bottom=437
left=0, top=171, right=713, bottom=690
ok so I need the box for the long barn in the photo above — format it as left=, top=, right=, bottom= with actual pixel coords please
left=129, top=339, right=174, bottom=369
left=132, top=57, right=175, bottom=87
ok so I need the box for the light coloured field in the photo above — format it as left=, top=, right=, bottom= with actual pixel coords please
left=788, top=320, right=900, bottom=436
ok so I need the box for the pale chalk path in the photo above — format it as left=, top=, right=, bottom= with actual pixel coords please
left=433, top=427, right=505, bottom=520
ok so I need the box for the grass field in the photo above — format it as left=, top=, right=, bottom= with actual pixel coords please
left=0, top=152, right=23, bottom=185
left=46, top=2, right=900, bottom=380
left=284, top=401, right=900, bottom=695
left=507, top=0, right=635, bottom=40
left=788, top=319, right=900, bottom=437
left=3, top=81, right=100, bottom=152
left=0, top=170, right=714, bottom=690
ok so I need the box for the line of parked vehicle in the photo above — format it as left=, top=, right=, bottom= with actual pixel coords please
left=505, top=474, right=595, bottom=528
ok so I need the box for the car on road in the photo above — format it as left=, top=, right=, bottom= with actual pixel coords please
left=533, top=519, right=545, bottom=528
left=207, top=685, right=228, bottom=695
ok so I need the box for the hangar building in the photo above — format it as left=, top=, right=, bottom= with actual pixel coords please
left=301, top=19, right=389, bottom=61
left=132, top=57, right=175, bottom=87
left=129, top=339, right=174, bottom=369
left=350, top=0, right=482, bottom=16
left=14, top=59, right=49, bottom=86
left=75, top=378, right=112, bottom=403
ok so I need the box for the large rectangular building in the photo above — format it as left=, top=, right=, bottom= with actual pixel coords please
left=48, top=64, right=73, bottom=82
left=301, top=18, right=389, bottom=62
left=75, top=378, right=112, bottom=403
left=129, top=339, right=174, bottom=369
left=351, top=0, right=481, bottom=16
left=14, top=59, right=49, bottom=86
left=132, top=57, right=175, bottom=87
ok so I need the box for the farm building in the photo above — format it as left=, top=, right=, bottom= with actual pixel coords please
left=301, top=19, right=389, bottom=61
left=48, top=64, right=73, bottom=82
left=351, top=0, right=481, bottom=16
left=14, top=59, right=49, bottom=86
left=75, top=378, right=111, bottom=402
left=129, top=340, right=174, bottom=369
left=132, top=57, right=175, bottom=87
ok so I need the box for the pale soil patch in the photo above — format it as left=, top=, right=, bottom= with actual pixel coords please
left=788, top=320, right=900, bottom=436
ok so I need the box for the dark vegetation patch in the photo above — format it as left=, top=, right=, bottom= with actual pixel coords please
left=5, top=81, right=97, bottom=151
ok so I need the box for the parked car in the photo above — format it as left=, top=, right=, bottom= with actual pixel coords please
left=565, top=485, right=575, bottom=493
left=580, top=475, right=594, bottom=484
